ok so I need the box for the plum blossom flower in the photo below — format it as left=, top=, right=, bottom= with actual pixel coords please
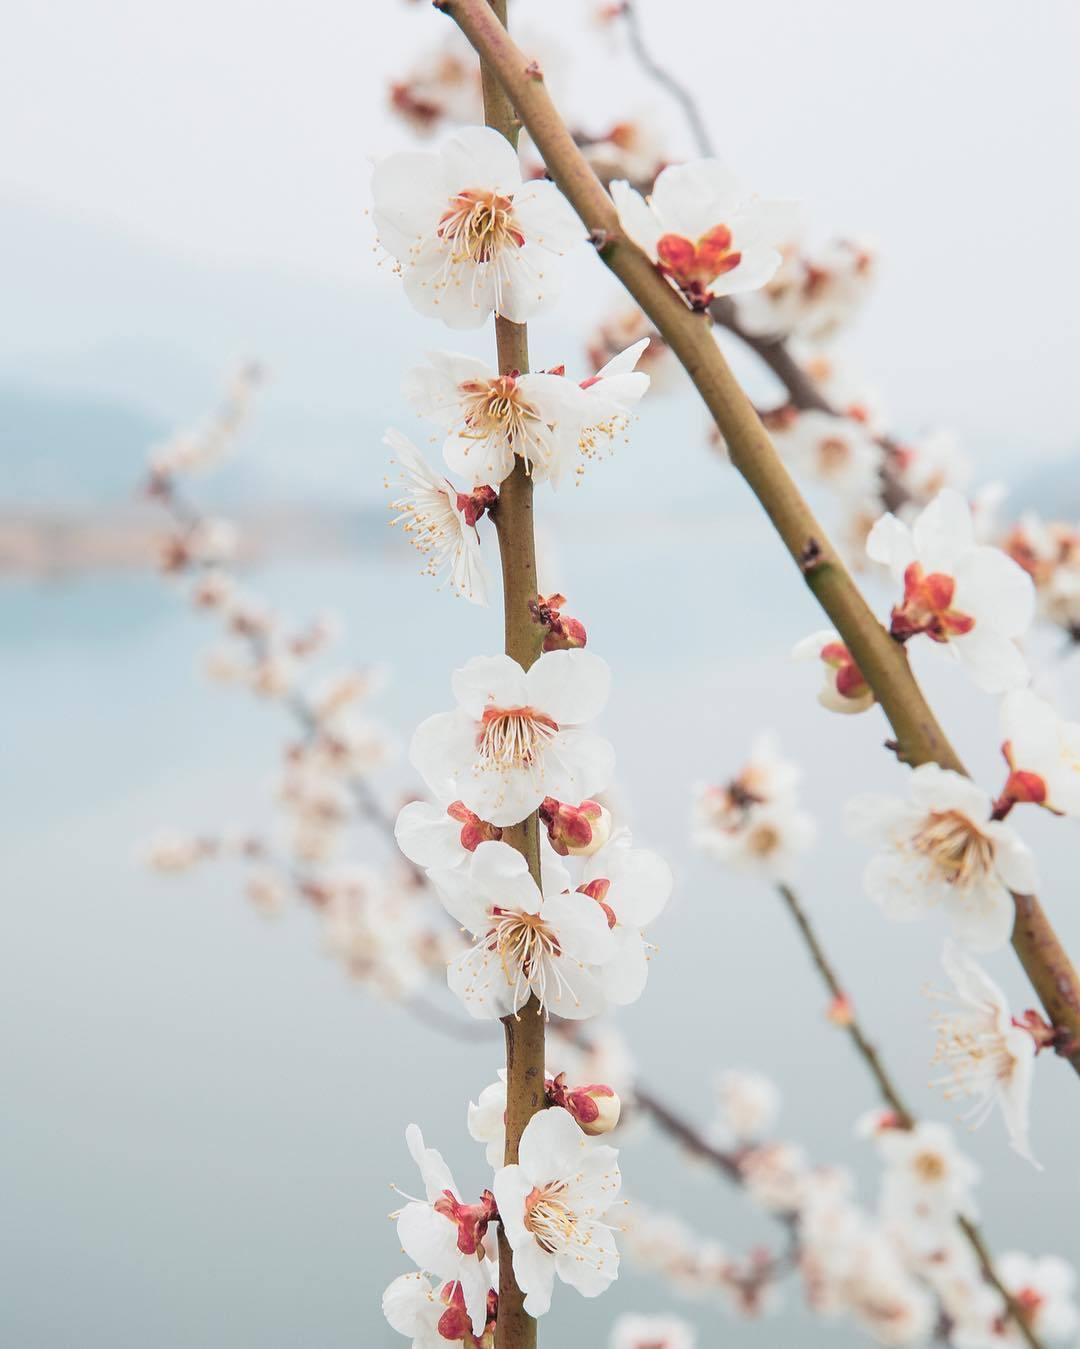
left=995, top=688, right=1080, bottom=818
left=792, top=629, right=875, bottom=715
left=847, top=763, right=1038, bottom=951
left=494, top=1106, right=622, bottom=1316
left=931, top=940, right=1038, bottom=1165
left=711, top=1070, right=780, bottom=1145
left=1001, top=513, right=1080, bottom=636
left=372, top=126, right=582, bottom=328
left=395, top=797, right=502, bottom=875
left=867, top=489, right=1034, bottom=692
left=431, top=839, right=614, bottom=1020
left=732, top=236, right=876, bottom=343
left=611, top=160, right=793, bottom=309
left=386, top=429, right=492, bottom=604
left=575, top=338, right=651, bottom=471
left=393, top=1125, right=498, bottom=1335
left=402, top=351, right=590, bottom=487
left=890, top=430, right=972, bottom=507
left=692, top=734, right=816, bottom=883
left=469, top=1069, right=622, bottom=1168
left=382, top=1270, right=497, bottom=1348
left=876, top=1121, right=979, bottom=1238
left=772, top=409, right=884, bottom=502
left=410, top=650, right=614, bottom=827
left=996, top=1253, right=1079, bottom=1346
left=609, top=1313, right=696, bottom=1349
left=387, top=34, right=483, bottom=137
left=578, top=830, right=672, bottom=1006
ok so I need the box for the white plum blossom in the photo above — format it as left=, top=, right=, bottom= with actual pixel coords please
left=494, top=1106, right=622, bottom=1316
left=792, top=628, right=875, bottom=715
left=847, top=763, right=1039, bottom=951
left=575, top=338, right=652, bottom=471
left=382, top=1270, right=496, bottom=1348
left=739, top=1140, right=810, bottom=1213
left=403, top=350, right=591, bottom=487
left=711, top=1070, right=781, bottom=1145
left=431, top=839, right=614, bottom=1020
left=372, top=126, right=582, bottom=328
left=609, top=1313, right=696, bottom=1349
left=386, top=428, right=490, bottom=604
left=772, top=409, right=884, bottom=502
left=996, top=1253, right=1079, bottom=1346
left=611, top=160, right=793, bottom=309
left=997, top=687, right=1080, bottom=818
left=393, top=1125, right=497, bottom=1335
left=733, top=236, right=876, bottom=343
left=867, top=489, right=1035, bottom=692
left=468, top=1073, right=509, bottom=1169
left=692, top=733, right=816, bottom=883
left=877, top=1121, right=979, bottom=1240
left=932, top=940, right=1038, bottom=1165
left=395, top=797, right=502, bottom=875
left=578, top=830, right=673, bottom=1006
left=411, top=650, right=614, bottom=827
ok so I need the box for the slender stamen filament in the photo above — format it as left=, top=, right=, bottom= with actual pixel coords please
left=911, top=810, right=995, bottom=887
left=476, top=705, right=560, bottom=773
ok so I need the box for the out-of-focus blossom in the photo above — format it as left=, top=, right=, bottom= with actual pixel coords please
left=494, top=1106, right=621, bottom=1315
left=692, top=733, right=816, bottom=883
left=586, top=309, right=680, bottom=394
left=867, top=489, right=1034, bottom=692
left=996, top=1253, right=1079, bottom=1346
left=410, top=650, right=614, bottom=827
left=147, top=363, right=262, bottom=480
left=792, top=629, right=875, bottom=715
left=876, top=1120, right=980, bottom=1240
left=771, top=409, right=884, bottom=502
left=733, top=237, right=876, bottom=343
left=711, top=1070, right=780, bottom=1145
left=847, top=763, right=1038, bottom=951
left=612, top=161, right=793, bottom=309
left=609, top=1312, right=696, bottom=1349
left=890, top=430, right=972, bottom=507
left=386, top=427, right=492, bottom=604
left=372, top=126, right=582, bottom=328
left=388, top=33, right=484, bottom=136
left=932, top=940, right=1038, bottom=1165
left=1000, top=513, right=1080, bottom=637
left=580, top=117, right=666, bottom=186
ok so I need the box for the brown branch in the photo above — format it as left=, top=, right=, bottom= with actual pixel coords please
left=434, top=0, right=1080, bottom=1072
left=774, top=882, right=1044, bottom=1349
left=477, top=6, right=547, bottom=1347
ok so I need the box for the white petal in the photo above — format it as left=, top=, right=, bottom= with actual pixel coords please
left=453, top=653, right=530, bottom=717
left=541, top=890, right=615, bottom=964
left=441, top=124, right=522, bottom=196
left=953, top=546, right=1035, bottom=638
left=518, top=1105, right=586, bottom=1183
left=382, top=1272, right=436, bottom=1339
left=945, top=879, right=1014, bottom=952
left=649, top=160, right=743, bottom=239
left=410, top=709, right=475, bottom=802
left=512, top=180, right=584, bottom=254
left=611, top=179, right=662, bottom=259
left=554, top=1220, right=619, bottom=1296
left=865, top=511, right=914, bottom=575
left=470, top=839, right=544, bottom=914
left=953, top=627, right=1029, bottom=693
left=988, top=824, right=1039, bottom=894
left=525, top=649, right=611, bottom=724
left=395, top=801, right=466, bottom=872
left=912, top=489, right=974, bottom=571
left=542, top=728, right=617, bottom=803
left=514, top=1238, right=557, bottom=1317
left=599, top=926, right=649, bottom=1005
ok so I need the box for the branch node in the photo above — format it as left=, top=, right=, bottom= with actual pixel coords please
left=799, top=537, right=824, bottom=572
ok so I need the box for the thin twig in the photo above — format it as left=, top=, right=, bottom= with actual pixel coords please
left=619, top=2, right=715, bottom=157
left=774, top=881, right=1044, bottom=1349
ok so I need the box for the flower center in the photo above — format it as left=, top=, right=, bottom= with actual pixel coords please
left=890, top=562, right=975, bottom=644
left=912, top=1149, right=947, bottom=1182
left=459, top=374, right=541, bottom=458
left=656, top=224, right=742, bottom=307
left=911, top=809, right=995, bottom=887
left=523, top=1182, right=576, bottom=1253
left=476, top=705, right=560, bottom=772
left=817, top=435, right=853, bottom=476
left=490, top=908, right=561, bottom=981
left=746, top=822, right=782, bottom=856
left=437, top=188, right=525, bottom=264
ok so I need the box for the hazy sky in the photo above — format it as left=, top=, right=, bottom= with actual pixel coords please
left=5, top=0, right=1080, bottom=446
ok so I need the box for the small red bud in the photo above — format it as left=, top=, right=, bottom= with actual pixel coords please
left=539, top=797, right=611, bottom=857
left=547, top=1072, right=621, bottom=1135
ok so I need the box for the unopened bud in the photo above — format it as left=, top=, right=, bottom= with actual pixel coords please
left=456, top=484, right=498, bottom=528
left=447, top=801, right=502, bottom=851
left=826, top=991, right=854, bottom=1026
left=547, top=1072, right=621, bottom=1135
left=529, top=592, right=588, bottom=651
left=539, top=797, right=611, bottom=857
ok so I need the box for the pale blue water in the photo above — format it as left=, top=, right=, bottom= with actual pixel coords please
left=4, top=483, right=1079, bottom=1346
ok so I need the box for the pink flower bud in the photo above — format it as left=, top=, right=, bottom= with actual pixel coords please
left=529, top=593, right=588, bottom=651
left=539, top=797, right=611, bottom=857
left=546, top=1072, right=621, bottom=1135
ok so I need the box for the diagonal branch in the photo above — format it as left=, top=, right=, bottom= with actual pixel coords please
left=434, top=0, right=1080, bottom=1073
